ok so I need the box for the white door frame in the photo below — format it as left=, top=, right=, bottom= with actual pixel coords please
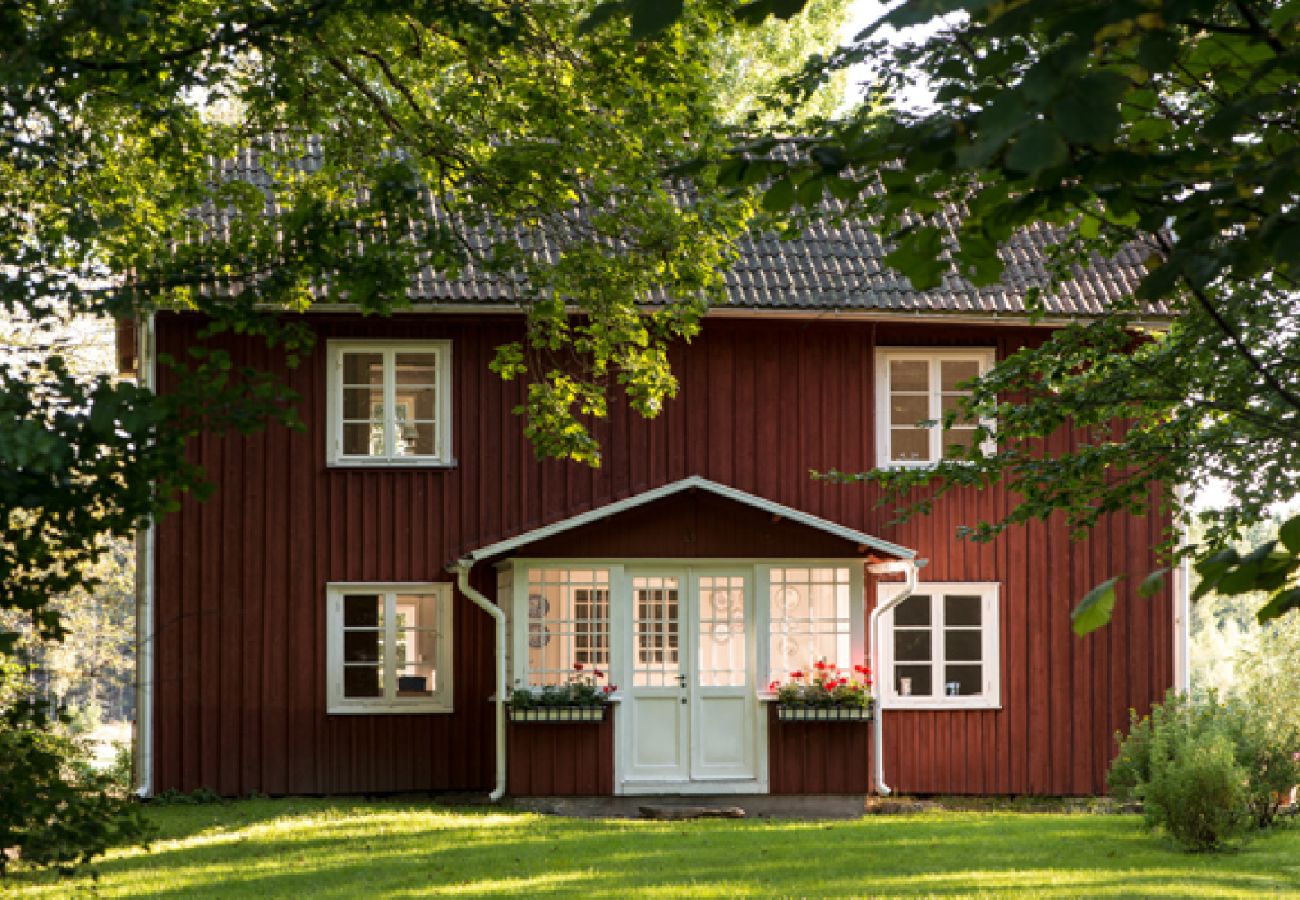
left=618, top=564, right=765, bottom=795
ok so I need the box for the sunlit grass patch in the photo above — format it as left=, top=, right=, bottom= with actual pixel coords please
left=4, top=798, right=1299, bottom=897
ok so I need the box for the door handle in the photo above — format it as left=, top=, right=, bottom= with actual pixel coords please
left=676, top=673, right=688, bottom=688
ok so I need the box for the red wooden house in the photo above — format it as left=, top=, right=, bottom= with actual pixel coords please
left=131, top=201, right=1188, bottom=800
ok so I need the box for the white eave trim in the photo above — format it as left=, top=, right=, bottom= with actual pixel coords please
left=462, top=475, right=916, bottom=563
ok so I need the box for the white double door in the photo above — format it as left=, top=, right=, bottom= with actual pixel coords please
left=620, top=568, right=761, bottom=792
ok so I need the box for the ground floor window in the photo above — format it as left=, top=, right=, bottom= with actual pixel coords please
left=768, top=567, right=854, bottom=679
left=525, top=568, right=611, bottom=686
left=326, top=583, right=453, bottom=713
left=878, top=582, right=1000, bottom=709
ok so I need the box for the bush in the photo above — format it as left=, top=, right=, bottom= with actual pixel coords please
left=0, top=661, right=151, bottom=875
left=1109, top=689, right=1300, bottom=851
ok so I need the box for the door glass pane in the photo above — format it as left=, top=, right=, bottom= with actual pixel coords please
left=895, top=664, right=932, bottom=697
left=697, top=575, right=746, bottom=687
left=944, top=664, right=982, bottom=696
left=633, top=576, right=680, bottom=687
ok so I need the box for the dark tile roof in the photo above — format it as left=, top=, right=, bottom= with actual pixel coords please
left=203, top=143, right=1164, bottom=318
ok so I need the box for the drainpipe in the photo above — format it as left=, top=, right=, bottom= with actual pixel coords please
left=134, top=312, right=156, bottom=798
left=450, top=559, right=507, bottom=802
left=866, top=558, right=921, bottom=797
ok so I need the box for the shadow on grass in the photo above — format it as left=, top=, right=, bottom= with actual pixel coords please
left=8, top=799, right=1300, bottom=897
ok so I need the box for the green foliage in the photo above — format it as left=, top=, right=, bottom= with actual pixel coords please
left=507, top=663, right=613, bottom=707
left=685, top=0, right=1300, bottom=629
left=0, top=662, right=151, bottom=875
left=1109, top=691, right=1300, bottom=851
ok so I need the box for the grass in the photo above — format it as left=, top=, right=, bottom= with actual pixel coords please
left=4, top=798, right=1300, bottom=898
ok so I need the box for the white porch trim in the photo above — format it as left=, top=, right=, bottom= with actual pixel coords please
left=462, top=476, right=916, bottom=563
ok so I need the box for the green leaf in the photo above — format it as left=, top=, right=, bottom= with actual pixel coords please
left=1072, top=576, right=1121, bottom=636
left=1279, top=514, right=1300, bottom=554
left=629, top=0, right=683, bottom=39
left=1137, top=568, right=1169, bottom=599
left=1256, top=587, right=1300, bottom=623
left=578, top=1, right=625, bottom=35
left=883, top=226, right=945, bottom=290
left=1005, top=122, right=1068, bottom=177
left=762, top=177, right=796, bottom=213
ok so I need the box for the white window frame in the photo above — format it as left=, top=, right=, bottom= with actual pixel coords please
left=765, top=565, right=864, bottom=684
left=877, top=581, right=1001, bottom=710
left=875, top=347, right=995, bottom=469
left=326, top=340, right=454, bottom=467
left=326, top=582, right=454, bottom=714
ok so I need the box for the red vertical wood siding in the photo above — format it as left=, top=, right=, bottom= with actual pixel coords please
left=152, top=314, right=1173, bottom=796
left=506, top=714, right=615, bottom=796
left=767, top=706, right=872, bottom=794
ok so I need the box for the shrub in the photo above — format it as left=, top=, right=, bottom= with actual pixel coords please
left=0, top=661, right=151, bottom=875
left=1109, top=689, right=1300, bottom=851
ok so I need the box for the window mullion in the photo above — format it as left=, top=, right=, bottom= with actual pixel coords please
left=930, top=357, right=942, bottom=463
left=384, top=350, right=396, bottom=459
left=384, top=591, right=396, bottom=702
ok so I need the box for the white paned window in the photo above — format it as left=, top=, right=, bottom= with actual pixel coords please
left=525, top=568, right=610, bottom=686
left=878, top=582, right=1000, bottom=710
left=326, top=583, right=453, bottom=713
left=769, top=567, right=853, bottom=678
left=326, top=340, right=453, bottom=466
left=875, top=348, right=994, bottom=467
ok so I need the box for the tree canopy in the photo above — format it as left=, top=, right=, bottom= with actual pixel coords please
left=705, top=0, right=1299, bottom=629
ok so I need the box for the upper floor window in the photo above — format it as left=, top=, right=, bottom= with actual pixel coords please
left=326, top=340, right=452, bottom=466
left=875, top=348, right=994, bottom=467
left=326, top=583, right=453, bottom=714
left=877, top=582, right=1000, bottom=710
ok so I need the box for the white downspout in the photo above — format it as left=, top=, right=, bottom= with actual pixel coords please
left=451, top=559, right=507, bottom=802
left=866, top=558, right=920, bottom=797
left=134, top=312, right=156, bottom=798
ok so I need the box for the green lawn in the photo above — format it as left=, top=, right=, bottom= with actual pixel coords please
left=5, top=799, right=1300, bottom=898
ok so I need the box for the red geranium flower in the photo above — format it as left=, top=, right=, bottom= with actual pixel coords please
left=603, top=684, right=615, bottom=694
left=768, top=681, right=780, bottom=691
left=593, top=669, right=605, bottom=678
left=573, top=663, right=584, bottom=671
left=790, top=670, right=804, bottom=679
left=813, top=660, right=826, bottom=670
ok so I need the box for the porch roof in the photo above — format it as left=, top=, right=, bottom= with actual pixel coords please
left=459, top=475, right=916, bottom=563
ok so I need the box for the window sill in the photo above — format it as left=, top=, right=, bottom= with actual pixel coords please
left=327, top=703, right=453, bottom=715
left=882, top=700, right=1001, bottom=711
left=327, top=457, right=458, bottom=470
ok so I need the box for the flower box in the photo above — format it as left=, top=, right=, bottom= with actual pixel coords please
left=776, top=705, right=873, bottom=723
left=507, top=705, right=609, bottom=723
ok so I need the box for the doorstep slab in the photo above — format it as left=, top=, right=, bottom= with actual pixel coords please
left=506, top=794, right=867, bottom=820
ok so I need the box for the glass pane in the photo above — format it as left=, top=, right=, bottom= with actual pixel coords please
left=890, top=394, right=930, bottom=427
left=342, top=422, right=382, bottom=456
left=343, top=595, right=383, bottom=628
left=633, top=577, right=681, bottom=687
left=344, top=631, right=382, bottom=663
left=944, top=664, right=983, bottom=696
left=945, top=595, right=982, bottom=628
left=940, top=393, right=976, bottom=425
left=342, top=352, right=383, bottom=385
left=395, top=385, right=437, bottom=421
left=395, top=422, right=436, bottom=457
left=944, top=629, right=982, bottom=662
left=893, top=594, right=931, bottom=627
left=890, top=359, right=928, bottom=392
left=890, top=428, right=930, bottom=462
left=698, top=575, right=746, bottom=687
left=896, top=664, right=932, bottom=697
left=344, top=664, right=382, bottom=698
left=942, top=428, right=978, bottom=456
left=344, top=386, right=383, bottom=420
left=395, top=353, right=437, bottom=385
left=941, top=359, right=981, bottom=390
left=525, top=570, right=610, bottom=686
left=895, top=630, right=931, bottom=662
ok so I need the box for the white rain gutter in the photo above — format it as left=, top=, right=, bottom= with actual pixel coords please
left=866, top=558, right=922, bottom=797
left=134, top=312, right=157, bottom=798
left=450, top=559, right=507, bottom=801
